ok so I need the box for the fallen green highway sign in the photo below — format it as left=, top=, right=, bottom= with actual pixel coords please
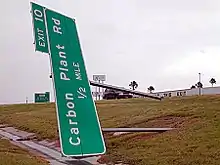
left=45, top=9, right=106, bottom=156
left=31, top=2, right=49, bottom=53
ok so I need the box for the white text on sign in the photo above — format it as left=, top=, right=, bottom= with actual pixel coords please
left=33, top=9, right=46, bottom=48
left=77, top=87, right=87, bottom=99
left=52, top=17, right=81, bottom=146
left=65, top=93, right=80, bottom=146
left=73, top=62, right=82, bottom=80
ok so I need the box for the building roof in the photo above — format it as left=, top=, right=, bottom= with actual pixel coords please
left=153, top=86, right=220, bottom=94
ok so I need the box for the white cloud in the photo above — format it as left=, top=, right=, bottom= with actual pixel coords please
left=164, top=47, right=220, bottom=76
left=162, top=47, right=220, bottom=88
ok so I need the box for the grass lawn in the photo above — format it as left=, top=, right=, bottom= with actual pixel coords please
left=0, top=95, right=220, bottom=164
left=0, top=139, right=48, bottom=165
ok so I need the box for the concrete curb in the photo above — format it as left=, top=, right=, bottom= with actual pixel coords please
left=0, top=127, right=100, bottom=165
left=0, top=126, right=129, bottom=165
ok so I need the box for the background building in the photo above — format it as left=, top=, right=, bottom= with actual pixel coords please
left=152, top=86, right=220, bottom=98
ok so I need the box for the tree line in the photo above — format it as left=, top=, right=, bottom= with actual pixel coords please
left=191, top=78, right=216, bottom=89
left=129, top=78, right=217, bottom=93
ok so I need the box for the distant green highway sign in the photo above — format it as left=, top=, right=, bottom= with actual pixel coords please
left=30, top=2, right=106, bottom=157
left=35, top=92, right=50, bottom=103
left=31, top=2, right=49, bottom=53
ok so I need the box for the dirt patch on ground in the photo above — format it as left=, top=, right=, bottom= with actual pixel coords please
left=131, top=132, right=159, bottom=140
left=104, top=115, right=194, bottom=141
left=131, top=115, right=187, bottom=128
left=97, top=155, right=112, bottom=164
left=99, top=116, right=195, bottom=164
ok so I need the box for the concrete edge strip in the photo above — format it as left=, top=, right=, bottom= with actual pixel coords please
left=0, top=129, right=99, bottom=164
left=20, top=141, right=97, bottom=164
left=0, top=129, right=67, bottom=164
left=0, top=127, right=37, bottom=141
left=0, top=130, right=21, bottom=141
left=0, top=129, right=97, bottom=164
left=0, top=124, right=11, bottom=128
left=19, top=141, right=69, bottom=164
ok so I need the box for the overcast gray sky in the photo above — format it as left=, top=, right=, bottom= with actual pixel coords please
left=1, top=0, right=220, bottom=104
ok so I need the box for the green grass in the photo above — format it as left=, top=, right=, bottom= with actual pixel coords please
left=1, top=95, right=220, bottom=164
left=0, top=103, right=58, bottom=140
left=0, top=139, right=48, bottom=165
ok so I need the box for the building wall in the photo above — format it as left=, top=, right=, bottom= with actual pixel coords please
left=153, top=86, right=220, bottom=98
left=186, top=87, right=220, bottom=96
left=154, top=90, right=187, bottom=98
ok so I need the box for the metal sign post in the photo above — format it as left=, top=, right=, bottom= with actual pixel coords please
left=93, top=75, right=106, bottom=100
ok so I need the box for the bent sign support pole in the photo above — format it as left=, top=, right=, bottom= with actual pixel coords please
left=89, top=81, right=162, bottom=100
left=49, top=76, right=162, bottom=101
left=102, top=128, right=174, bottom=132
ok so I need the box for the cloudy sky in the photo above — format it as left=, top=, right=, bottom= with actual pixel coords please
left=1, top=0, right=220, bottom=104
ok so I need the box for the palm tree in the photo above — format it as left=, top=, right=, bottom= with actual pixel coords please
left=129, top=81, right=138, bottom=90
left=209, top=78, right=216, bottom=87
left=196, top=82, right=203, bottom=88
left=148, top=86, right=155, bottom=93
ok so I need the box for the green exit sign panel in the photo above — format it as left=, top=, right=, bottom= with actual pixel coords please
left=45, top=9, right=106, bottom=156
left=35, top=92, right=50, bottom=103
left=31, top=2, right=49, bottom=53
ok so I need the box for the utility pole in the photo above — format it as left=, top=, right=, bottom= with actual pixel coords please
left=98, top=80, right=101, bottom=100
left=199, top=73, right=201, bottom=82
left=198, top=73, right=201, bottom=95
